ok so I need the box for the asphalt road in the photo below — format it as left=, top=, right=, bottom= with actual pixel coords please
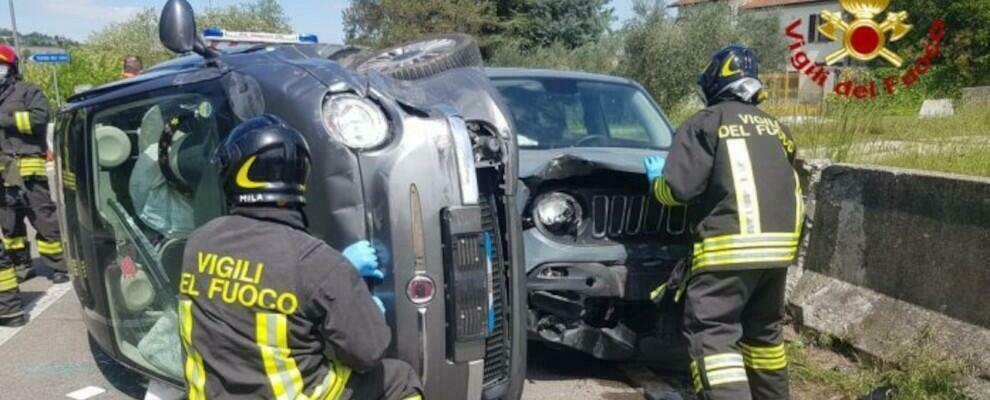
left=0, top=273, right=672, bottom=400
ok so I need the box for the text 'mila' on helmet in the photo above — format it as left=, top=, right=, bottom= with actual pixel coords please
left=212, top=114, right=312, bottom=206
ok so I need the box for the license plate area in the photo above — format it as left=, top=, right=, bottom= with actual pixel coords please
left=442, top=206, right=490, bottom=362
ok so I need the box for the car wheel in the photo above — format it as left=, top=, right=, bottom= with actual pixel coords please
left=355, top=33, right=483, bottom=80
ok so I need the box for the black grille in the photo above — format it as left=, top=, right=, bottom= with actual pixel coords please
left=481, top=197, right=511, bottom=386
left=445, top=233, right=490, bottom=340
left=591, top=194, right=688, bottom=238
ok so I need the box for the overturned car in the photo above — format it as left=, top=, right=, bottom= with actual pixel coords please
left=53, top=2, right=525, bottom=399
left=487, top=68, right=692, bottom=361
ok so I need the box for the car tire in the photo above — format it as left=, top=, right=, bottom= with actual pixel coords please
left=354, top=33, right=483, bottom=80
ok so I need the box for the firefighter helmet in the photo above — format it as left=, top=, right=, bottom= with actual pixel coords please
left=0, top=45, right=19, bottom=79
left=698, top=44, right=764, bottom=105
left=212, top=114, right=311, bottom=206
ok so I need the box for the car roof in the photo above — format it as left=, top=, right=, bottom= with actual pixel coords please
left=484, top=67, right=636, bottom=86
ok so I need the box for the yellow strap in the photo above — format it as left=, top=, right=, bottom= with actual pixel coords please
left=37, top=240, right=63, bottom=255
left=693, top=247, right=797, bottom=269
left=652, top=176, right=683, bottom=206
left=402, top=395, right=423, bottom=400
left=0, top=268, right=18, bottom=291
left=726, top=139, right=761, bottom=234
left=3, top=236, right=26, bottom=251
left=257, top=313, right=307, bottom=400
left=15, top=111, right=31, bottom=134
left=179, top=301, right=208, bottom=400
left=706, top=367, right=749, bottom=387
left=703, top=353, right=745, bottom=371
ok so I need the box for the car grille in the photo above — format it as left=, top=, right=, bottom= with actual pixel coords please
left=591, top=194, right=688, bottom=238
left=481, top=197, right=510, bottom=386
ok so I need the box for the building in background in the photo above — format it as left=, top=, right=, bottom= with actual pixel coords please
left=672, top=0, right=847, bottom=103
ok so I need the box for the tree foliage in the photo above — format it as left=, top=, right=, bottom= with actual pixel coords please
left=621, top=0, right=786, bottom=110
left=20, top=0, right=293, bottom=109
left=343, top=0, right=612, bottom=50
left=889, top=0, right=990, bottom=88
left=509, top=0, right=614, bottom=49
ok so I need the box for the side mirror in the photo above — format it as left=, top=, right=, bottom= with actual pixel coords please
left=159, top=0, right=198, bottom=54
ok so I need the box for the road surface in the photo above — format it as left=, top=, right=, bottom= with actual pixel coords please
left=0, top=272, right=691, bottom=400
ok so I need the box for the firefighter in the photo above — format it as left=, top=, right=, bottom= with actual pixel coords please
left=645, top=45, right=802, bottom=400
left=178, top=114, right=423, bottom=400
left=0, top=44, right=66, bottom=327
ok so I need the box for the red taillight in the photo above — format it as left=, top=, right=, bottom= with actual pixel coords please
left=406, top=275, right=435, bottom=305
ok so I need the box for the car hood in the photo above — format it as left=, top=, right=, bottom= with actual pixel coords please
left=520, top=147, right=667, bottom=181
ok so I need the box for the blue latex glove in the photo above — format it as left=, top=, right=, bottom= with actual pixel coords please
left=372, top=296, right=385, bottom=314
left=643, top=156, right=666, bottom=183
left=343, top=240, right=385, bottom=280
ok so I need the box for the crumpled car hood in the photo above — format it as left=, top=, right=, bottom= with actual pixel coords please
left=520, top=147, right=668, bottom=182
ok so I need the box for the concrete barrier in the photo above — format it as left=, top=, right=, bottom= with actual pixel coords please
left=789, top=164, right=990, bottom=395
left=962, top=86, right=990, bottom=107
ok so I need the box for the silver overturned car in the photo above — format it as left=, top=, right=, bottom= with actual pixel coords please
left=53, top=1, right=525, bottom=399
left=487, top=68, right=692, bottom=362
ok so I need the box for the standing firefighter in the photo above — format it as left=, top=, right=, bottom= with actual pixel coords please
left=645, top=45, right=802, bottom=400
left=0, top=44, right=66, bottom=327
left=178, top=115, right=423, bottom=400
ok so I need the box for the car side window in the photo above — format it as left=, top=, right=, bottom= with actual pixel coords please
left=89, top=91, right=229, bottom=380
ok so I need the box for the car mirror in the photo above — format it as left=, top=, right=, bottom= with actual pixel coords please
left=159, top=0, right=198, bottom=54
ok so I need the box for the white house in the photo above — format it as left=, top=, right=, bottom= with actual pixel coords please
left=672, top=0, right=847, bottom=102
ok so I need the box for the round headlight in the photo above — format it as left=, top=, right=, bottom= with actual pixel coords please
left=323, top=94, right=389, bottom=150
left=534, top=192, right=582, bottom=235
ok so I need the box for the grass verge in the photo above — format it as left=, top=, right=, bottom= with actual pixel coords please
left=787, top=330, right=970, bottom=400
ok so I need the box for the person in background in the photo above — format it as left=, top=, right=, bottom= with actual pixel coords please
left=123, top=55, right=143, bottom=78
left=178, top=114, right=423, bottom=400
left=645, top=45, right=802, bottom=400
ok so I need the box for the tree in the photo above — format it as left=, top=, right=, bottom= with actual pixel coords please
left=344, top=0, right=501, bottom=49
left=621, top=0, right=786, bottom=110
left=200, top=0, right=292, bottom=34
left=510, top=0, right=614, bottom=49
left=888, top=0, right=990, bottom=89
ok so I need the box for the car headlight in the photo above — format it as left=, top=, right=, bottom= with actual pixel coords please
left=534, top=192, right=582, bottom=235
left=322, top=94, right=389, bottom=150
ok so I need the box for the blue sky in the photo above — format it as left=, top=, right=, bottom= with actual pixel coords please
left=1, top=0, right=638, bottom=45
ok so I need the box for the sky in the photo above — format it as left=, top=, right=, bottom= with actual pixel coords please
left=0, top=0, right=639, bottom=45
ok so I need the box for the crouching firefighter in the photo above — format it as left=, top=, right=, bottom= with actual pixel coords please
left=644, top=45, right=802, bottom=400
left=178, top=115, right=424, bottom=400
left=0, top=44, right=65, bottom=327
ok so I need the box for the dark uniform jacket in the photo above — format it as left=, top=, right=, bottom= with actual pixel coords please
left=0, top=79, right=51, bottom=180
left=653, top=100, right=802, bottom=273
left=178, top=206, right=389, bottom=399
left=0, top=79, right=50, bottom=156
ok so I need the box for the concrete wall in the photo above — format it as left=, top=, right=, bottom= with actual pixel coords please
left=789, top=164, right=990, bottom=395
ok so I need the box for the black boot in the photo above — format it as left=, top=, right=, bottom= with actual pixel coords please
left=0, top=313, right=27, bottom=327
left=50, top=271, right=70, bottom=284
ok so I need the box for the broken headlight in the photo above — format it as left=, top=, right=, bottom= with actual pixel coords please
left=322, top=94, right=389, bottom=150
left=534, top=192, right=582, bottom=236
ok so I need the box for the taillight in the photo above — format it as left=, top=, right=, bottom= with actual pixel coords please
left=407, top=275, right=435, bottom=305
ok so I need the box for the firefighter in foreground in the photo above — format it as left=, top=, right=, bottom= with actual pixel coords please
left=178, top=115, right=423, bottom=399
left=645, top=45, right=801, bottom=400
left=0, top=45, right=66, bottom=327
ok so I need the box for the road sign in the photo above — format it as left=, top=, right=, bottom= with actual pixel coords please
left=29, top=53, right=70, bottom=64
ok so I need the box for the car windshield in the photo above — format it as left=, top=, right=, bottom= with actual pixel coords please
left=492, top=76, right=673, bottom=150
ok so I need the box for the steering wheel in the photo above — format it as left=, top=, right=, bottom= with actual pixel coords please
left=574, top=135, right=607, bottom=147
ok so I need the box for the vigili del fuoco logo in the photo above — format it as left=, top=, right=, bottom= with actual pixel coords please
left=784, top=0, right=946, bottom=100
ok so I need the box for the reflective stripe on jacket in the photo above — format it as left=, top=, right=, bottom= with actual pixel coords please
left=653, top=100, right=803, bottom=272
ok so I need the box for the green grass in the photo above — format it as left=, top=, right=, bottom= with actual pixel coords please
left=788, top=331, right=970, bottom=400
left=785, top=103, right=990, bottom=177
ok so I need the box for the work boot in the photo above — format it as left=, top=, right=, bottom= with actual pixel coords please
left=15, top=264, right=34, bottom=283
left=0, top=313, right=27, bottom=327
left=50, top=272, right=70, bottom=284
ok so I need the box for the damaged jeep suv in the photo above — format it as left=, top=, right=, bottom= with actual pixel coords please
left=488, top=68, right=692, bottom=361
left=52, top=2, right=525, bottom=399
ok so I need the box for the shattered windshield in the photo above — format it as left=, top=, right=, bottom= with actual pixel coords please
left=493, top=77, right=673, bottom=150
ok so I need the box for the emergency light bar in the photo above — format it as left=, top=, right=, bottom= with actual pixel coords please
left=203, top=28, right=318, bottom=46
